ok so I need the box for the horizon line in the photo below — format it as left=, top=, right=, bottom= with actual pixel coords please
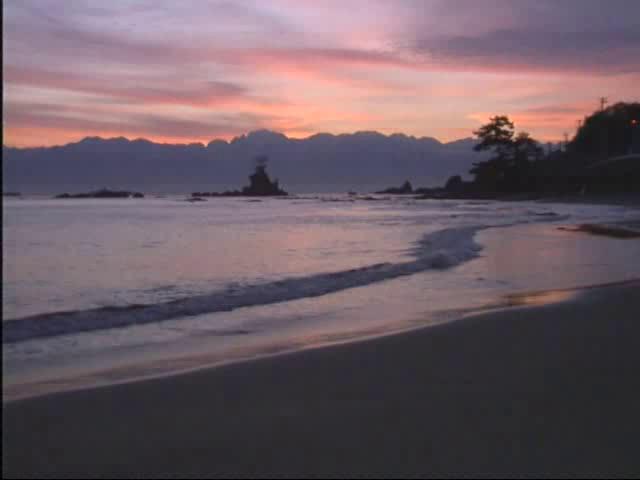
left=2, top=129, right=481, bottom=150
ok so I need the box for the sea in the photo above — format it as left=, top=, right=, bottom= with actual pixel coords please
left=3, top=194, right=640, bottom=400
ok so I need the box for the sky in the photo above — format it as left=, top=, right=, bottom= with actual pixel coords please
left=3, top=0, right=640, bottom=147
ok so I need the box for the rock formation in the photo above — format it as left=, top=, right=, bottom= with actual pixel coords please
left=192, top=156, right=288, bottom=197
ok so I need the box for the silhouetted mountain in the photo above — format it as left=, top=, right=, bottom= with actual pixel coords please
left=2, top=131, right=482, bottom=194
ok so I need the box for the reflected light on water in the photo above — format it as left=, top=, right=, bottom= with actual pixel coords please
left=503, top=289, right=577, bottom=307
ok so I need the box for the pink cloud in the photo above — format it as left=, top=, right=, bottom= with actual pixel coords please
left=467, top=102, right=600, bottom=141
left=4, top=65, right=250, bottom=107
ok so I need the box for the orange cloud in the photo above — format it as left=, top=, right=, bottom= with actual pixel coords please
left=4, top=65, right=251, bottom=107
left=467, top=102, right=598, bottom=141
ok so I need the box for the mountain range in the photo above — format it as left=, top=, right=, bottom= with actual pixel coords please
left=2, top=130, right=484, bottom=194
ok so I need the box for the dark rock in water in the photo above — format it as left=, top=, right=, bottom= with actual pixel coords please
left=192, top=156, right=288, bottom=197
left=415, top=175, right=486, bottom=199
left=242, top=162, right=287, bottom=196
left=3, top=192, right=21, bottom=197
left=360, top=195, right=387, bottom=201
left=54, top=188, right=144, bottom=199
left=186, top=196, right=207, bottom=202
left=376, top=180, right=413, bottom=194
left=413, top=187, right=445, bottom=197
left=444, top=175, right=464, bottom=192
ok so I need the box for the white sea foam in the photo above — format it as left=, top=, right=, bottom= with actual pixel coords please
left=3, top=225, right=485, bottom=344
left=5, top=193, right=597, bottom=346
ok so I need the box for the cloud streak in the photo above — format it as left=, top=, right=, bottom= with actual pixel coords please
left=404, top=0, right=640, bottom=75
left=3, top=100, right=306, bottom=144
left=411, top=28, right=640, bottom=75
left=4, top=65, right=250, bottom=107
left=3, top=0, right=639, bottom=147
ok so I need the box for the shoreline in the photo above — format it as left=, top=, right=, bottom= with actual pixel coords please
left=4, top=279, right=640, bottom=477
left=3, top=278, right=635, bottom=405
left=4, top=206, right=640, bottom=405
left=413, top=191, right=640, bottom=206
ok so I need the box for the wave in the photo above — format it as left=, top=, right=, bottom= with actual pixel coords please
left=3, top=225, right=485, bottom=344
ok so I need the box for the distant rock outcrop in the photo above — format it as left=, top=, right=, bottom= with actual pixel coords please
left=444, top=175, right=464, bottom=192
left=242, top=157, right=287, bottom=196
left=376, top=180, right=413, bottom=194
left=54, top=188, right=144, bottom=199
left=192, top=156, right=288, bottom=197
left=413, top=175, right=478, bottom=199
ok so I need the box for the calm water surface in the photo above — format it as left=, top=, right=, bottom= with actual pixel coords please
left=3, top=195, right=640, bottom=399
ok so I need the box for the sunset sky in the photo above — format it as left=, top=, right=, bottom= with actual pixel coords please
left=4, top=0, right=639, bottom=147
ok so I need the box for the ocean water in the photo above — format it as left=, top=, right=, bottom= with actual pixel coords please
left=3, top=195, right=640, bottom=399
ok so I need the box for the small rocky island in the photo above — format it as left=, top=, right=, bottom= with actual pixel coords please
left=376, top=180, right=413, bottom=194
left=55, top=188, right=144, bottom=199
left=192, top=156, right=288, bottom=198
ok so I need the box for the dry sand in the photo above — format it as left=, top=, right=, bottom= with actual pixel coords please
left=4, top=280, right=640, bottom=477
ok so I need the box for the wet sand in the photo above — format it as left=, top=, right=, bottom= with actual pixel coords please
left=4, top=280, right=640, bottom=477
left=559, top=223, right=640, bottom=238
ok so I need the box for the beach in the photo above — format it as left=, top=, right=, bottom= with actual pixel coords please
left=4, top=1, right=639, bottom=476
left=4, top=279, right=640, bottom=477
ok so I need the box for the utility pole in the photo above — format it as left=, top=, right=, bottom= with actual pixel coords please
left=599, top=96, right=608, bottom=112
left=631, top=119, right=639, bottom=155
left=563, top=132, right=569, bottom=152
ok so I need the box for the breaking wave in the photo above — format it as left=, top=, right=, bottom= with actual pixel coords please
left=3, top=225, right=486, bottom=344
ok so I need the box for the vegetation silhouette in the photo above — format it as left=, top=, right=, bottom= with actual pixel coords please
left=469, top=116, right=543, bottom=193
left=531, top=102, right=640, bottom=195
left=423, top=101, right=640, bottom=198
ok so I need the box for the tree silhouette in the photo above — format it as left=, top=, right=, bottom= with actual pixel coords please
left=470, top=116, right=514, bottom=191
left=470, top=116, right=541, bottom=192
left=569, top=102, right=640, bottom=160
left=473, top=115, right=515, bottom=154
left=508, top=132, right=543, bottom=191
left=464, top=102, right=639, bottom=196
